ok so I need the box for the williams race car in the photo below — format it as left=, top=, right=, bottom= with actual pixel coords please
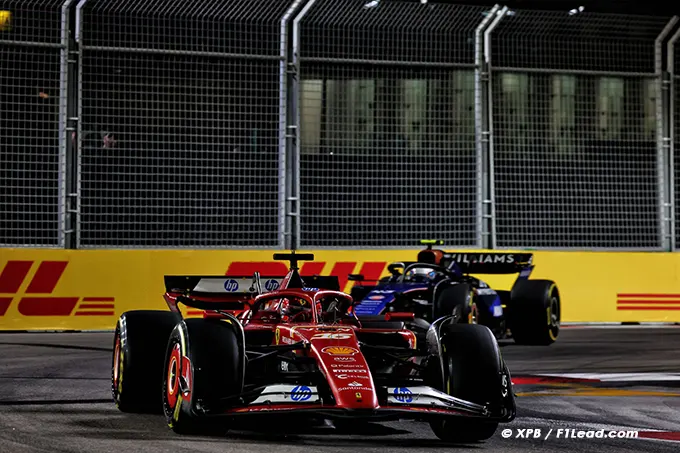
left=111, top=252, right=516, bottom=443
left=349, top=241, right=561, bottom=345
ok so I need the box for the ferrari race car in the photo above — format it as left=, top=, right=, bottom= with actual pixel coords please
left=349, top=241, right=561, bottom=346
left=111, top=252, right=516, bottom=443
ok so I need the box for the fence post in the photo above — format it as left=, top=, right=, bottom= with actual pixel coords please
left=655, top=17, right=678, bottom=251
left=59, top=0, right=76, bottom=248
left=290, top=0, right=316, bottom=251
left=280, top=1, right=307, bottom=250
left=481, top=6, right=508, bottom=250
left=61, top=0, right=80, bottom=249
left=667, top=23, right=680, bottom=251
left=74, top=0, right=89, bottom=249
left=474, top=4, right=500, bottom=250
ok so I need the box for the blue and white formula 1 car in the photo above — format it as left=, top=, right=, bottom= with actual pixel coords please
left=349, top=241, right=561, bottom=345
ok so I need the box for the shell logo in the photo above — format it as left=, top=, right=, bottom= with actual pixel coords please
left=322, top=346, right=359, bottom=356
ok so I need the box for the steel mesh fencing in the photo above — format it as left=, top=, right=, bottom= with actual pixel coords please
left=297, top=0, right=489, bottom=248
left=0, top=0, right=68, bottom=247
left=76, top=0, right=293, bottom=248
left=489, top=10, right=670, bottom=249
left=674, top=53, right=680, bottom=250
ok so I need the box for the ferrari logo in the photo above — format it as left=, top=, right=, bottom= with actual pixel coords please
left=275, top=328, right=281, bottom=345
left=322, top=346, right=359, bottom=356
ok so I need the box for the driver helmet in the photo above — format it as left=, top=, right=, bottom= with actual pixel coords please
left=404, top=267, right=436, bottom=283
left=281, top=298, right=312, bottom=321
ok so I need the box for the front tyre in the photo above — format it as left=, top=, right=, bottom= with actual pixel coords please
left=428, top=324, right=512, bottom=443
left=162, top=318, right=244, bottom=435
left=112, top=310, right=181, bottom=413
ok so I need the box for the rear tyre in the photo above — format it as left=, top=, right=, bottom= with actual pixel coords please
left=162, top=318, right=244, bottom=435
left=428, top=324, right=510, bottom=443
left=507, top=280, right=560, bottom=345
left=433, top=283, right=476, bottom=324
left=112, top=310, right=181, bottom=413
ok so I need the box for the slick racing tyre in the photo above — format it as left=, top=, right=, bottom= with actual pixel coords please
left=112, top=310, right=181, bottom=413
left=428, top=324, right=511, bottom=443
left=507, top=280, right=560, bottom=345
left=433, top=283, right=477, bottom=324
left=163, top=318, right=244, bottom=435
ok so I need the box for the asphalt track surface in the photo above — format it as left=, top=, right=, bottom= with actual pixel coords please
left=1, top=327, right=680, bottom=453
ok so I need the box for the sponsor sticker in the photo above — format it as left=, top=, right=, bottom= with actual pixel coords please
left=322, top=346, right=359, bottom=356
left=331, top=363, right=363, bottom=367
left=335, top=374, right=369, bottom=380
left=368, top=295, right=384, bottom=300
left=333, top=357, right=356, bottom=362
left=332, top=368, right=367, bottom=373
left=338, top=386, right=373, bottom=392
left=347, top=381, right=363, bottom=387
left=393, top=387, right=413, bottom=403
left=264, top=279, right=280, bottom=291
left=224, top=279, right=239, bottom=292
left=291, top=385, right=312, bottom=402
left=448, top=253, right=517, bottom=264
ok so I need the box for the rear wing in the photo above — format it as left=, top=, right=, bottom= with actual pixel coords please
left=299, top=275, right=341, bottom=291
left=438, top=252, right=533, bottom=275
left=164, top=274, right=284, bottom=295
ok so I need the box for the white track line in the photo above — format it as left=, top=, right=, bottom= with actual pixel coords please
left=534, top=373, right=680, bottom=382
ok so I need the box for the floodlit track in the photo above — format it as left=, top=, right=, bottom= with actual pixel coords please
left=0, top=327, right=679, bottom=453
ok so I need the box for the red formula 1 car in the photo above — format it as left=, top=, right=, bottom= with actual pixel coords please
left=111, top=253, right=516, bottom=443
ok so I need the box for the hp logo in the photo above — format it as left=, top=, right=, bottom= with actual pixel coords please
left=224, top=279, right=239, bottom=292
left=291, top=385, right=312, bottom=402
left=265, top=279, right=280, bottom=291
left=393, top=387, right=413, bottom=403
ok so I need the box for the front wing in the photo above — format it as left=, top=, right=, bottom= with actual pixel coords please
left=202, top=384, right=515, bottom=422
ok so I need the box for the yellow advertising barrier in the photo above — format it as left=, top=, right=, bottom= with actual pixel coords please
left=0, top=248, right=679, bottom=331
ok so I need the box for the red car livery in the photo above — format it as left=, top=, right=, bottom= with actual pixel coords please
left=111, top=253, right=516, bottom=443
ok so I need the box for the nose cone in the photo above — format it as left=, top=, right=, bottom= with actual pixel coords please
left=310, top=336, right=379, bottom=410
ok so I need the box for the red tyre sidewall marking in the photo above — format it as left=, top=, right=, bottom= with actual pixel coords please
left=469, top=302, right=478, bottom=324
left=166, top=343, right=181, bottom=409
left=113, top=335, right=121, bottom=391
left=181, top=356, right=192, bottom=402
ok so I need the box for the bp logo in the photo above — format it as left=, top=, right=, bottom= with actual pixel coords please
left=265, top=279, right=280, bottom=291
left=291, top=385, right=312, bottom=402
left=224, top=279, right=239, bottom=292
left=393, top=387, right=413, bottom=403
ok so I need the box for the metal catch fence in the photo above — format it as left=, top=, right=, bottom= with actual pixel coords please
left=488, top=10, right=671, bottom=250
left=0, top=0, right=69, bottom=247
left=75, top=0, right=293, bottom=248
left=1, top=0, right=679, bottom=251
